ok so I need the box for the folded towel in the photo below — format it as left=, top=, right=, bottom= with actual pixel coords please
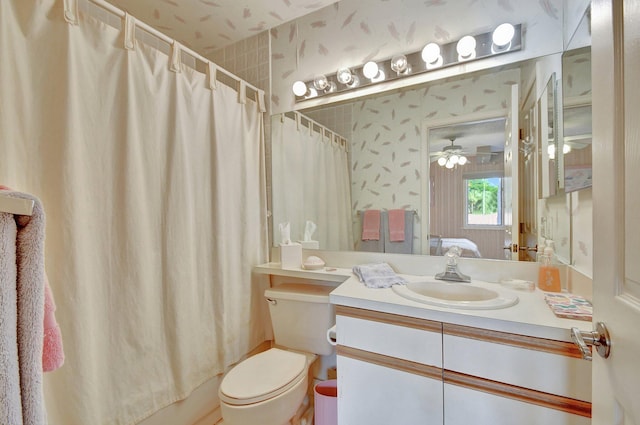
left=361, top=209, right=381, bottom=241
left=544, top=293, right=593, bottom=321
left=2, top=185, right=64, bottom=372
left=387, top=209, right=405, bottom=242
left=352, top=263, right=407, bottom=288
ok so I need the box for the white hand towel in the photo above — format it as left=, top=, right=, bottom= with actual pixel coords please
left=352, top=263, right=407, bottom=288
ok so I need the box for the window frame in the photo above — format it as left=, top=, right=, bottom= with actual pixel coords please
left=462, top=170, right=506, bottom=230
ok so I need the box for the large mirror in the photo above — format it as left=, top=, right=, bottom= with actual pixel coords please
left=562, top=8, right=592, bottom=192
left=539, top=73, right=558, bottom=199
left=272, top=58, right=545, bottom=260
left=270, top=1, right=590, bottom=262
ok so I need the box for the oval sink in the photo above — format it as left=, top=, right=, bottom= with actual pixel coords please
left=392, top=280, right=518, bottom=310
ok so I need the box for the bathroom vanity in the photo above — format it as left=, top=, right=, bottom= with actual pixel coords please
left=255, top=255, right=593, bottom=425
left=331, top=276, right=592, bottom=425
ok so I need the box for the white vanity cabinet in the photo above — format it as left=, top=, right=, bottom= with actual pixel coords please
left=335, top=305, right=444, bottom=425
left=335, top=306, right=592, bottom=425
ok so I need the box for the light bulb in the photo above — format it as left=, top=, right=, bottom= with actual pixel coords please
left=363, top=61, right=380, bottom=79
left=450, top=154, right=460, bottom=165
left=492, top=23, right=515, bottom=48
left=336, top=67, right=353, bottom=85
left=457, top=35, right=476, bottom=60
left=445, top=160, right=455, bottom=169
left=313, top=74, right=329, bottom=91
left=438, top=157, right=447, bottom=166
left=563, top=143, right=571, bottom=154
left=548, top=144, right=556, bottom=159
left=390, top=54, right=409, bottom=74
left=421, top=43, right=442, bottom=69
left=347, top=75, right=360, bottom=88
left=292, top=80, right=308, bottom=97
left=458, top=156, right=468, bottom=165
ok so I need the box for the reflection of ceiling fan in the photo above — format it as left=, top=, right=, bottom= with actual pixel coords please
left=430, top=137, right=470, bottom=168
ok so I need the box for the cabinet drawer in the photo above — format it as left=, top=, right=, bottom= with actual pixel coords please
left=336, top=306, right=442, bottom=367
left=443, top=324, right=591, bottom=402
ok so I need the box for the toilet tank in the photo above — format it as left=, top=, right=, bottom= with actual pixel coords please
left=265, top=283, right=336, bottom=356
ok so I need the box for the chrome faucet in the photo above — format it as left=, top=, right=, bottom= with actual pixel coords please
left=435, top=246, right=471, bottom=282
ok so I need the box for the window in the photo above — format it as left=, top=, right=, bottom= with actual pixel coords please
left=464, top=174, right=503, bottom=227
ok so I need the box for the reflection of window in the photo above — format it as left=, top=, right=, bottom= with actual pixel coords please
left=464, top=173, right=503, bottom=227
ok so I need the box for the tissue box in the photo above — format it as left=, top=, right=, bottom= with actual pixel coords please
left=280, top=243, right=302, bottom=269
left=298, top=240, right=319, bottom=249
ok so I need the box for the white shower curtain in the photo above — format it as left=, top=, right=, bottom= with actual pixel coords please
left=271, top=113, right=353, bottom=251
left=0, top=1, right=269, bottom=424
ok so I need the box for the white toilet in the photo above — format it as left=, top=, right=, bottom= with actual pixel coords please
left=218, top=283, right=336, bottom=425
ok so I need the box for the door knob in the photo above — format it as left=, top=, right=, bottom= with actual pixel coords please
left=570, top=322, right=611, bottom=361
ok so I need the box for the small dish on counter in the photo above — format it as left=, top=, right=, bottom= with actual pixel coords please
left=302, top=255, right=326, bottom=270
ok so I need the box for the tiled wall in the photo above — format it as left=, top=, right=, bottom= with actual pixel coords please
left=211, top=32, right=274, bottom=239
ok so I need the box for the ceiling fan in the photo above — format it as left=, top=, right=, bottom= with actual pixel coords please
left=430, top=137, right=470, bottom=168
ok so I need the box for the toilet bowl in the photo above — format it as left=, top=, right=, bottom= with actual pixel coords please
left=219, top=348, right=315, bottom=425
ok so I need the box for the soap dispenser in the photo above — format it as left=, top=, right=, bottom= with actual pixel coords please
left=537, top=239, right=562, bottom=292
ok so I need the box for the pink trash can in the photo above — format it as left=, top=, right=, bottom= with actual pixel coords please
left=314, top=379, right=337, bottom=425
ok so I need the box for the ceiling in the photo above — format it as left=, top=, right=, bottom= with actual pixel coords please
left=105, top=0, right=340, bottom=56
left=429, top=117, right=507, bottom=156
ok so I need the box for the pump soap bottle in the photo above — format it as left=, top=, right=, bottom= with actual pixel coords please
left=538, top=239, right=562, bottom=292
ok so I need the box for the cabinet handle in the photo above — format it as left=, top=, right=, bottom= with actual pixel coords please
left=570, top=322, right=611, bottom=361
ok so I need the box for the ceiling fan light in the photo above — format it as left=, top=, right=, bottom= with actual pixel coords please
left=445, top=160, right=455, bottom=169
left=450, top=154, right=460, bottom=165
left=458, top=155, right=468, bottom=165
left=438, top=157, right=447, bottom=166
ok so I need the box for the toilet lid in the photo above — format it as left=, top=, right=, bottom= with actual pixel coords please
left=219, top=348, right=307, bottom=406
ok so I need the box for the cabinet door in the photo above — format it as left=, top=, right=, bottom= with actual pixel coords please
left=338, top=355, right=443, bottom=425
left=444, top=384, right=591, bottom=425
left=442, top=324, right=592, bottom=425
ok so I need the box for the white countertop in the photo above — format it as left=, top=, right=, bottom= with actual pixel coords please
left=330, top=273, right=592, bottom=342
left=254, top=262, right=592, bottom=342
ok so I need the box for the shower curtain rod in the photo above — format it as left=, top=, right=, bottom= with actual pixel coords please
left=86, top=0, right=262, bottom=96
left=282, top=111, right=349, bottom=151
left=0, top=194, right=34, bottom=216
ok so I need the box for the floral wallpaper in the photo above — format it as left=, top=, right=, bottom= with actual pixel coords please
left=105, top=0, right=337, bottom=54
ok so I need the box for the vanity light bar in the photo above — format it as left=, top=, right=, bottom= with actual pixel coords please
left=293, top=23, right=522, bottom=102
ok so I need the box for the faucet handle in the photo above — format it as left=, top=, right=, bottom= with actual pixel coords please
left=445, top=246, right=462, bottom=263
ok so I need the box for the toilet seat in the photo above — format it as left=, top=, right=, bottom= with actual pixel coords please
left=219, top=348, right=307, bottom=406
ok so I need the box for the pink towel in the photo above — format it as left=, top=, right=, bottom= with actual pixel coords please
left=1, top=185, right=64, bottom=372
left=361, top=209, right=381, bottom=241
left=388, top=209, right=406, bottom=242
left=43, top=274, right=64, bottom=371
